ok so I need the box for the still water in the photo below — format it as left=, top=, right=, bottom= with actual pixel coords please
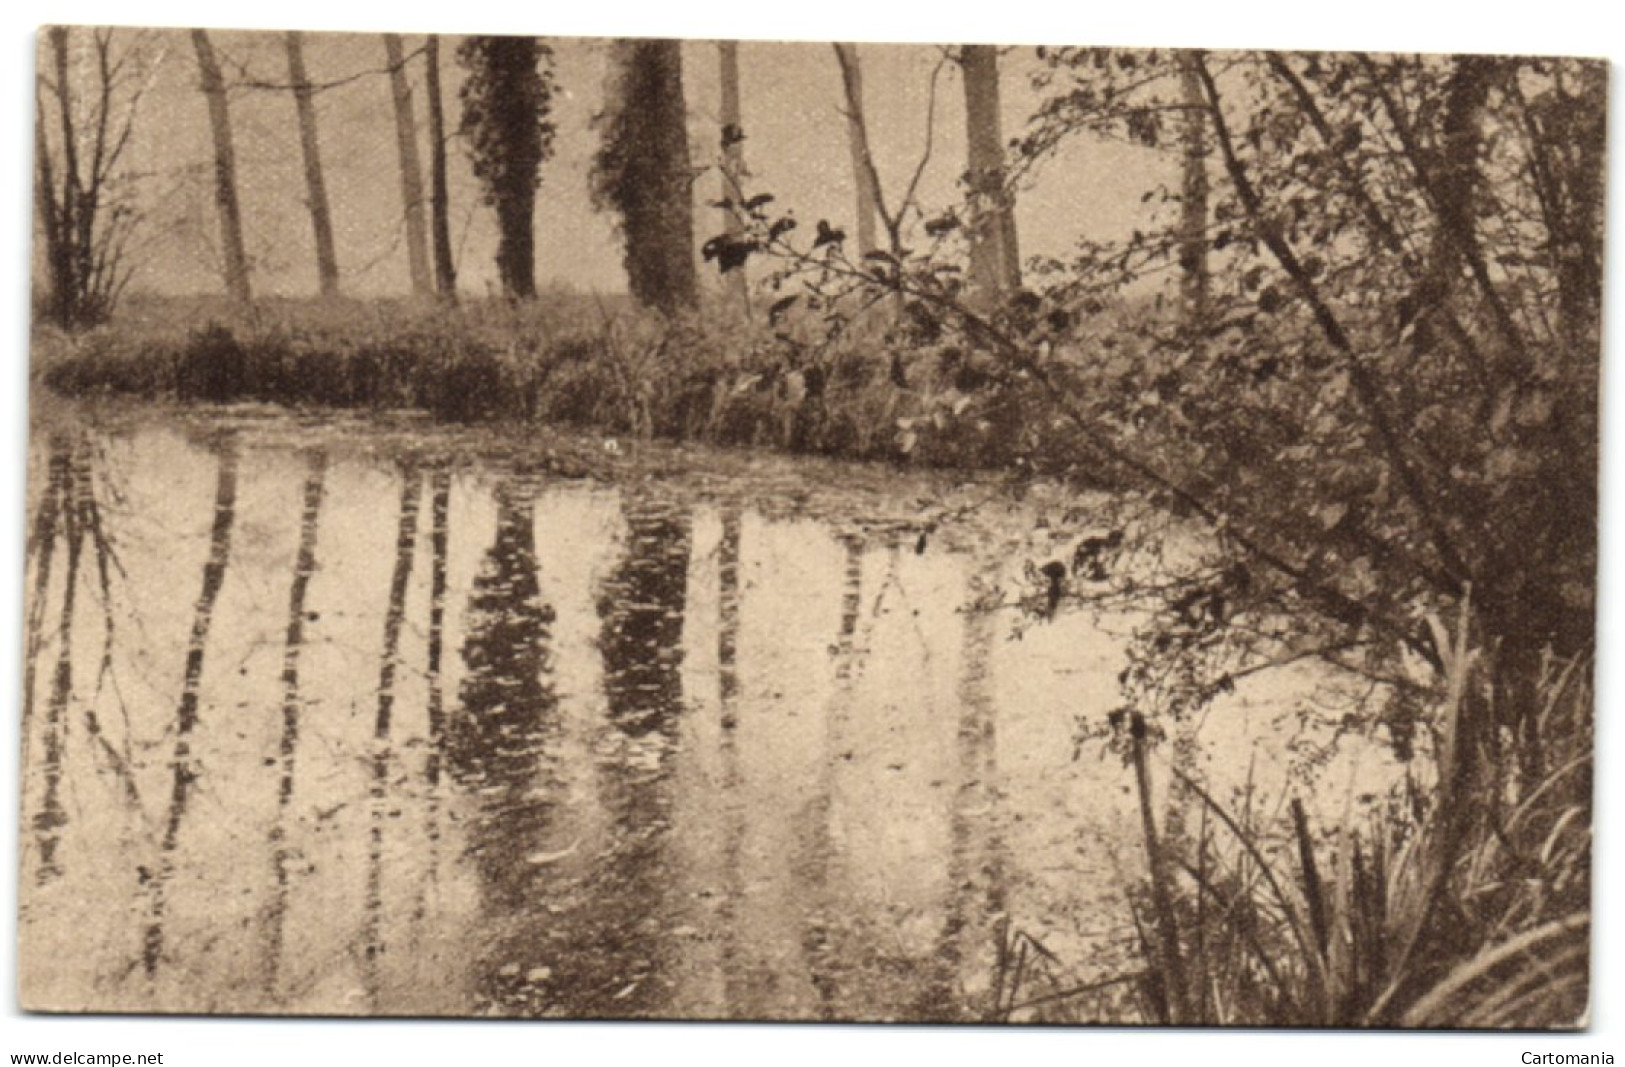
left=18, top=406, right=1366, bottom=1020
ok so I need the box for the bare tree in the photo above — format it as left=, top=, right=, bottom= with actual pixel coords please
left=34, top=27, right=154, bottom=328
left=594, top=39, right=697, bottom=314
left=717, top=40, right=748, bottom=307
left=831, top=43, right=881, bottom=259
left=191, top=29, right=252, bottom=304
left=961, top=44, right=1021, bottom=307
left=283, top=31, right=340, bottom=298
left=384, top=34, right=432, bottom=298
left=425, top=35, right=457, bottom=299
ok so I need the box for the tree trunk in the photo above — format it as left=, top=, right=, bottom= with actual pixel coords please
left=961, top=44, right=1021, bottom=308
left=717, top=40, right=747, bottom=307
left=384, top=34, right=432, bottom=298
left=191, top=29, right=252, bottom=304
left=1410, top=56, right=1495, bottom=329
left=460, top=36, right=548, bottom=300
left=36, top=32, right=72, bottom=327
left=284, top=32, right=340, bottom=298
left=832, top=43, right=881, bottom=259
left=424, top=35, right=457, bottom=299
left=602, top=39, right=697, bottom=315
left=1178, top=50, right=1209, bottom=330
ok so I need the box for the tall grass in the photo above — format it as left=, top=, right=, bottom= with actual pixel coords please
left=1109, top=601, right=1592, bottom=1028
left=31, top=293, right=1052, bottom=469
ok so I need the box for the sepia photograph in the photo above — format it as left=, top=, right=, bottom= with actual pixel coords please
left=7, top=0, right=1613, bottom=1053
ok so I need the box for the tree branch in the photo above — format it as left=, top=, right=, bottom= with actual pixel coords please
left=1356, top=54, right=1531, bottom=379
left=1193, top=55, right=1471, bottom=596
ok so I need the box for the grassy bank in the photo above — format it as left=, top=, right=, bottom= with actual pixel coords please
left=31, top=293, right=1060, bottom=471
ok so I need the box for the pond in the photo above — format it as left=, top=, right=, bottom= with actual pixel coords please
left=18, top=405, right=1381, bottom=1021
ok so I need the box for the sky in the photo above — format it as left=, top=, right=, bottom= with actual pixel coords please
left=73, top=30, right=1169, bottom=301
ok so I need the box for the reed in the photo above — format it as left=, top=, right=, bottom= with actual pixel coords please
left=1119, top=602, right=1591, bottom=1028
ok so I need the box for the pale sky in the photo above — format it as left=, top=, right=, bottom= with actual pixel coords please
left=95, top=30, right=1171, bottom=300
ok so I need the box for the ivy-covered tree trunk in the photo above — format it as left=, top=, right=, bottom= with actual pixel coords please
left=191, top=29, right=251, bottom=304
left=284, top=31, right=340, bottom=298
left=425, top=35, right=457, bottom=299
left=458, top=36, right=555, bottom=301
left=384, top=34, right=432, bottom=298
left=595, top=40, right=697, bottom=315
left=961, top=44, right=1020, bottom=308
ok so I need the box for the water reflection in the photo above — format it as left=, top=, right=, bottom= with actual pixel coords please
left=450, top=477, right=564, bottom=1013
left=144, top=433, right=240, bottom=979
left=264, top=449, right=328, bottom=997
left=363, top=462, right=423, bottom=1006
left=29, top=437, right=74, bottom=887
left=18, top=414, right=1373, bottom=1020
left=563, top=493, right=691, bottom=1016
left=599, top=496, right=691, bottom=739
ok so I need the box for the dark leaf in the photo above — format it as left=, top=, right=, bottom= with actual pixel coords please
left=702, top=233, right=759, bottom=272
left=814, top=219, right=846, bottom=249
left=768, top=294, right=799, bottom=324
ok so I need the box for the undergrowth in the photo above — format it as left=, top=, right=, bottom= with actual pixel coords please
left=31, top=293, right=1060, bottom=470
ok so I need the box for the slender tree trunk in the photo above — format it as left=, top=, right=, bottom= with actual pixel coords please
left=35, top=94, right=70, bottom=327
left=42, top=29, right=79, bottom=325
left=961, top=44, right=1021, bottom=308
left=424, top=35, right=457, bottom=299
left=718, top=40, right=747, bottom=307
left=191, top=30, right=252, bottom=304
left=383, top=34, right=432, bottom=298
left=284, top=32, right=340, bottom=298
left=832, top=43, right=880, bottom=259
left=1178, top=50, right=1209, bottom=331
